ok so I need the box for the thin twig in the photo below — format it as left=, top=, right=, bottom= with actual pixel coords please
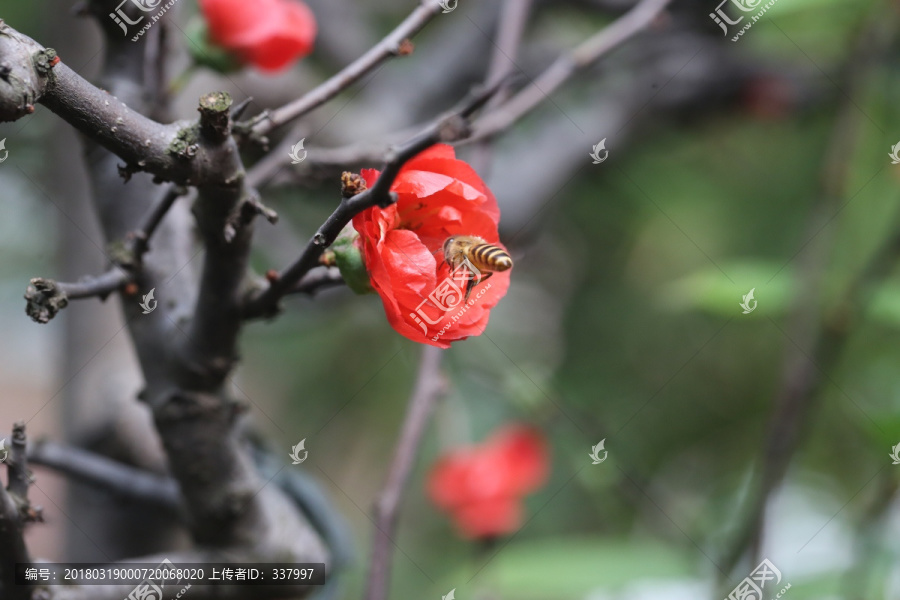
left=130, top=185, right=189, bottom=259
left=268, top=0, right=667, bottom=178
left=469, top=0, right=671, bottom=141
left=364, top=345, right=445, bottom=600
left=23, top=186, right=188, bottom=322
left=288, top=267, right=346, bottom=296
left=471, top=0, right=534, bottom=173
left=248, top=0, right=446, bottom=138
left=483, top=0, right=533, bottom=107
left=243, top=82, right=505, bottom=318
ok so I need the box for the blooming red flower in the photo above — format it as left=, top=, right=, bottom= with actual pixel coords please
left=199, top=0, right=316, bottom=72
left=427, top=425, right=549, bottom=539
left=352, top=144, right=511, bottom=348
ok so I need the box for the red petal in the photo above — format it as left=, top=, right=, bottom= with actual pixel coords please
left=201, top=0, right=316, bottom=71
left=200, top=0, right=279, bottom=47
left=452, top=497, right=523, bottom=539
left=427, top=452, right=476, bottom=510
left=487, top=425, right=550, bottom=495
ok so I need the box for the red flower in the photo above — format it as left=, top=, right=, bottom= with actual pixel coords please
left=199, top=0, right=316, bottom=72
left=352, top=144, right=511, bottom=348
left=427, top=425, right=549, bottom=539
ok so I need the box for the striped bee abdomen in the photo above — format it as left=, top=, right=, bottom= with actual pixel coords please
left=470, top=243, right=513, bottom=272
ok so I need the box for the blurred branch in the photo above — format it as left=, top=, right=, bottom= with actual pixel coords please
left=29, top=440, right=182, bottom=512
left=243, top=82, right=504, bottom=318
left=471, top=0, right=533, bottom=174
left=289, top=267, right=346, bottom=296
left=721, top=2, right=899, bottom=578
left=469, top=0, right=671, bottom=141
left=483, top=0, right=533, bottom=110
left=0, top=424, right=37, bottom=600
left=247, top=0, right=447, bottom=139
left=7, top=422, right=34, bottom=501
left=365, top=345, right=446, bottom=600
left=267, top=0, right=670, bottom=180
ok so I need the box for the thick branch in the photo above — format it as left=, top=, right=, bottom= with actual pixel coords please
left=248, top=0, right=446, bottom=138
left=0, top=487, right=29, bottom=600
left=1, top=424, right=35, bottom=600
left=365, top=345, right=445, bottom=600
left=6, top=422, right=31, bottom=500
left=0, top=22, right=240, bottom=186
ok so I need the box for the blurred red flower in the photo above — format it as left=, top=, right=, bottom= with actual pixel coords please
left=427, top=425, right=549, bottom=539
left=199, top=0, right=316, bottom=72
left=351, top=144, right=511, bottom=348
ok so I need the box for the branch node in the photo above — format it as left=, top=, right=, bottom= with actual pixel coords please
left=31, top=48, right=58, bottom=77
left=24, top=278, right=68, bottom=324
left=230, top=96, right=254, bottom=121
left=168, top=123, right=201, bottom=160
left=198, top=90, right=234, bottom=143
left=107, top=239, right=137, bottom=271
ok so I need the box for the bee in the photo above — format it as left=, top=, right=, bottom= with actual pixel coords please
left=442, top=235, right=513, bottom=300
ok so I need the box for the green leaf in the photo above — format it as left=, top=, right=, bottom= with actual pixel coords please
left=471, top=538, right=695, bottom=598
left=659, top=261, right=793, bottom=317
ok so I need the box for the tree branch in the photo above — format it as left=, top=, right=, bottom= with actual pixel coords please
left=28, top=440, right=182, bottom=512
left=469, top=0, right=671, bottom=141
left=0, top=22, right=243, bottom=187
left=23, top=184, right=189, bottom=323
left=1, top=424, right=37, bottom=600
left=365, top=345, right=445, bottom=600
left=289, top=267, right=346, bottom=296
left=246, top=0, right=447, bottom=139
